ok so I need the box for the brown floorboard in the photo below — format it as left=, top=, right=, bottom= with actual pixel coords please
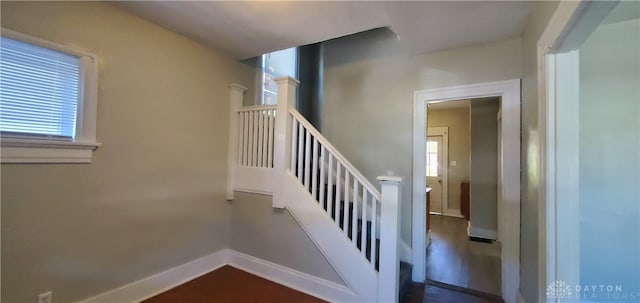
left=401, top=282, right=502, bottom=303
left=142, top=265, right=326, bottom=303
left=426, top=215, right=501, bottom=296
left=422, top=284, right=498, bottom=303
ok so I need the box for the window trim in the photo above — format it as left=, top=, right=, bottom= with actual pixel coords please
left=1, top=28, right=100, bottom=163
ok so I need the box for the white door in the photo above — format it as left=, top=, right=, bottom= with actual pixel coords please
left=426, top=136, right=443, bottom=214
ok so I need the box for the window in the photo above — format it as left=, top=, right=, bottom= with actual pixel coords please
left=0, top=29, right=99, bottom=163
left=426, top=140, right=438, bottom=177
left=261, top=47, right=297, bottom=105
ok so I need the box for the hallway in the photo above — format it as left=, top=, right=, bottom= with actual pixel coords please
left=426, top=215, right=502, bottom=296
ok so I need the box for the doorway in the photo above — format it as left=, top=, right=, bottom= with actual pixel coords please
left=426, top=127, right=448, bottom=215
left=424, top=98, right=502, bottom=297
left=539, top=1, right=640, bottom=301
left=412, top=79, right=521, bottom=303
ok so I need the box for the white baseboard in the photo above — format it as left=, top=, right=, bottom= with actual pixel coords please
left=469, top=225, right=498, bottom=240
left=226, top=250, right=358, bottom=303
left=443, top=209, right=464, bottom=218
left=79, top=249, right=229, bottom=303
left=399, top=239, right=413, bottom=263
left=77, top=249, right=358, bottom=303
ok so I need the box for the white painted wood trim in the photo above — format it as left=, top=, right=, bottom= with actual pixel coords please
left=536, top=3, right=581, bottom=300
left=283, top=171, right=378, bottom=302
left=1, top=143, right=100, bottom=163
left=272, top=76, right=299, bottom=208
left=78, top=249, right=358, bottom=303
left=236, top=104, right=277, bottom=112
left=443, top=209, right=463, bottom=218
left=1, top=29, right=100, bottom=164
left=399, top=239, right=412, bottom=263
left=226, top=250, right=358, bottom=303
left=377, top=176, right=403, bottom=303
left=233, top=166, right=273, bottom=196
left=289, top=109, right=381, bottom=200
left=413, top=79, right=521, bottom=303
left=227, top=84, right=247, bottom=200
left=78, top=249, right=229, bottom=303
left=412, top=95, right=428, bottom=283
left=469, top=226, right=498, bottom=240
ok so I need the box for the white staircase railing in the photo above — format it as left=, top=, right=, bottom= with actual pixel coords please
left=236, top=105, right=276, bottom=168
left=226, top=78, right=402, bottom=303
left=288, top=107, right=382, bottom=265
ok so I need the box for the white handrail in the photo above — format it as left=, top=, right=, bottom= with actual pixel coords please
left=237, top=105, right=276, bottom=112
left=288, top=108, right=381, bottom=201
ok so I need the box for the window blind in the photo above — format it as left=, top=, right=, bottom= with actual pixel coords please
left=0, top=36, right=81, bottom=139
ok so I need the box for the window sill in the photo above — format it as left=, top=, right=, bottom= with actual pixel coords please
left=1, top=138, right=101, bottom=163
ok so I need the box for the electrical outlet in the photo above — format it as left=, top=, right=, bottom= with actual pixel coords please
left=37, top=291, right=52, bottom=303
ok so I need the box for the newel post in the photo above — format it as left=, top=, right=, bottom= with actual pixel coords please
left=377, top=175, right=403, bottom=303
left=272, top=76, right=299, bottom=208
left=226, top=83, right=246, bottom=201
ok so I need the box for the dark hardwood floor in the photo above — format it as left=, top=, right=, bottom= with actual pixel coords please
left=426, top=214, right=502, bottom=296
left=142, top=262, right=500, bottom=303
left=401, top=282, right=500, bottom=303
left=142, top=265, right=326, bottom=303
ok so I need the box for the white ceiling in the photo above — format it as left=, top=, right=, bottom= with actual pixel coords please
left=116, top=1, right=532, bottom=60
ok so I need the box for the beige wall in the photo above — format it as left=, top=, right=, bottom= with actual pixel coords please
left=427, top=107, right=470, bottom=211
left=322, top=28, right=522, bottom=243
left=0, top=2, right=255, bottom=302
left=469, top=99, right=499, bottom=234
left=520, top=2, right=559, bottom=302
left=229, top=192, right=344, bottom=285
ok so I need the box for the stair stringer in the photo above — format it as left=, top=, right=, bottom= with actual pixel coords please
left=282, top=171, right=378, bottom=302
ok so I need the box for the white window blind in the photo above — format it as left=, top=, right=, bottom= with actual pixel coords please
left=0, top=36, right=81, bottom=139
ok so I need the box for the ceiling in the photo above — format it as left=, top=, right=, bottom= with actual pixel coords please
left=116, top=1, right=533, bottom=60
left=428, top=99, right=470, bottom=110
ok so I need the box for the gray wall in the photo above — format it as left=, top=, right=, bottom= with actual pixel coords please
left=229, top=192, right=344, bottom=285
left=578, top=16, right=639, bottom=292
left=322, top=28, right=522, bottom=244
left=427, top=107, right=471, bottom=212
left=469, top=99, right=499, bottom=236
left=0, top=2, right=255, bottom=302
left=519, top=2, right=560, bottom=302
left=297, top=43, right=324, bottom=129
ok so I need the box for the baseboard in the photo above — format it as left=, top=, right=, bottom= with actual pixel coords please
left=443, top=209, right=464, bottom=218
left=468, top=225, right=498, bottom=240
left=78, top=249, right=229, bottom=303
left=226, top=250, right=358, bottom=303
left=517, top=289, right=526, bottom=303
left=399, top=239, right=413, bottom=263
left=77, top=249, right=358, bottom=303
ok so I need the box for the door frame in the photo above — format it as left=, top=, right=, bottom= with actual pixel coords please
left=412, top=79, right=521, bottom=303
left=426, top=127, right=453, bottom=216
left=537, top=1, right=619, bottom=301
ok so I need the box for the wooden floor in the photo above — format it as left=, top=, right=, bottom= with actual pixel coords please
left=142, top=265, right=326, bottom=303
left=142, top=262, right=499, bottom=303
left=426, top=214, right=502, bottom=296
left=401, top=282, right=500, bottom=303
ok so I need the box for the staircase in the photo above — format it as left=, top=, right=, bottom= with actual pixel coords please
left=226, top=78, right=411, bottom=302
